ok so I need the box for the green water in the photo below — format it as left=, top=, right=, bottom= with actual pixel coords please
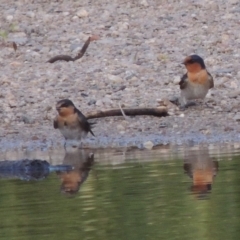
left=0, top=146, right=240, bottom=240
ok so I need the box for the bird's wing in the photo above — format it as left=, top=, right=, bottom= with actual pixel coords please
left=207, top=71, right=214, bottom=89
left=53, top=117, right=58, bottom=129
left=76, top=109, right=95, bottom=136
left=179, top=73, right=188, bottom=90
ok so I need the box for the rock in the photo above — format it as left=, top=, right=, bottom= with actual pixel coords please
left=173, top=76, right=180, bottom=85
left=117, top=22, right=129, bottom=31
left=5, top=15, right=13, bottom=22
left=117, top=124, right=125, bottom=131
left=72, top=16, right=78, bottom=21
left=228, top=90, right=240, bottom=98
left=21, top=116, right=34, bottom=124
left=95, top=100, right=103, bottom=106
left=139, top=0, right=149, bottom=7
left=88, top=99, right=96, bottom=105
left=107, top=74, right=123, bottom=83
left=234, top=113, right=240, bottom=121
left=76, top=9, right=89, bottom=18
left=26, top=11, right=35, bottom=18
left=10, top=61, right=23, bottom=67
left=143, top=141, right=154, bottom=150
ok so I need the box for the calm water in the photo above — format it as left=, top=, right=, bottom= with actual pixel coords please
left=0, top=145, right=240, bottom=240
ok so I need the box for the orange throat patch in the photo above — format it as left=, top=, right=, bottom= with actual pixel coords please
left=187, top=69, right=208, bottom=84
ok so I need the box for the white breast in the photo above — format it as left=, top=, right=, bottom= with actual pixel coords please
left=181, top=81, right=209, bottom=100
left=60, top=126, right=87, bottom=140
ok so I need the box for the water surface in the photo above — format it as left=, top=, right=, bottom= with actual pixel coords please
left=0, top=144, right=240, bottom=240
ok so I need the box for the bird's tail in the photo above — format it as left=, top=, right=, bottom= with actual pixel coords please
left=89, top=122, right=96, bottom=136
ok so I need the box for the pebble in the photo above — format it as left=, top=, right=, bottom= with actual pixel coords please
left=173, top=76, right=180, bottom=85
left=234, top=113, right=240, bottom=121
left=95, top=100, right=103, bottom=106
left=76, top=9, right=89, bottom=18
left=139, top=0, right=149, bottom=7
left=21, top=116, right=34, bottom=124
left=228, top=90, right=240, bottom=98
left=143, top=141, right=154, bottom=150
left=107, top=74, right=123, bottom=83
left=5, top=15, right=13, bottom=21
left=26, top=11, right=35, bottom=18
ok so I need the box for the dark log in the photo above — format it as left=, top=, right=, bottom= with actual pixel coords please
left=47, top=37, right=92, bottom=63
left=74, top=36, right=91, bottom=60
left=86, top=107, right=168, bottom=119
left=47, top=55, right=74, bottom=63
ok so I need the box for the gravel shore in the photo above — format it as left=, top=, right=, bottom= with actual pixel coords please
left=1, top=0, right=240, bottom=150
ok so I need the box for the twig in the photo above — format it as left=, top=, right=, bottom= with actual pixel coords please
left=47, top=36, right=94, bottom=63
left=86, top=107, right=168, bottom=119
left=118, top=103, right=128, bottom=120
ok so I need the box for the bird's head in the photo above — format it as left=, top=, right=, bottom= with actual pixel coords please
left=56, top=99, right=75, bottom=116
left=183, top=55, right=206, bottom=73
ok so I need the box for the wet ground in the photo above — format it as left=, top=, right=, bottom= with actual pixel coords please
left=1, top=0, right=240, bottom=149
left=0, top=145, right=240, bottom=240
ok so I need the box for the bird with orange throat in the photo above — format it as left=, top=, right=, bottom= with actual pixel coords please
left=54, top=99, right=95, bottom=148
left=179, top=55, right=214, bottom=109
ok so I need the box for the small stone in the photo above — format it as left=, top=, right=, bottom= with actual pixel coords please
left=6, top=15, right=13, bottom=22
left=107, top=74, right=123, bottom=83
left=228, top=90, right=240, bottom=98
left=88, top=99, right=96, bottom=105
left=139, top=0, right=149, bottom=7
left=117, top=124, right=125, bottom=131
left=234, top=113, right=240, bottom=121
left=26, top=11, right=35, bottom=18
left=76, top=9, right=89, bottom=18
left=173, top=76, right=180, bottom=85
left=143, top=141, right=154, bottom=150
left=118, top=22, right=129, bottom=31
left=21, top=116, right=34, bottom=124
left=62, top=12, right=70, bottom=16
left=72, top=16, right=79, bottom=21
left=8, top=100, right=17, bottom=108
left=95, top=100, right=103, bottom=106
left=10, top=61, right=22, bottom=67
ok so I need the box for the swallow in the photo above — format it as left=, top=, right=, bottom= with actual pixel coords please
left=53, top=99, right=94, bottom=146
left=179, top=55, right=214, bottom=109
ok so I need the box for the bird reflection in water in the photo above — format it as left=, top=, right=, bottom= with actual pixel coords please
left=57, top=149, right=94, bottom=195
left=183, top=147, right=219, bottom=199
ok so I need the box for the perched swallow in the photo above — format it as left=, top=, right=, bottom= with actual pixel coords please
left=53, top=99, right=94, bottom=145
left=179, top=55, right=214, bottom=109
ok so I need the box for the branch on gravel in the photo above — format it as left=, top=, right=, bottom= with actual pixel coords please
left=47, top=35, right=99, bottom=63
left=86, top=107, right=168, bottom=119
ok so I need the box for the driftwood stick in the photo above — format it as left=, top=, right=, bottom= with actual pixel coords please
left=86, top=107, right=168, bottom=119
left=47, top=37, right=92, bottom=63
left=75, top=37, right=91, bottom=59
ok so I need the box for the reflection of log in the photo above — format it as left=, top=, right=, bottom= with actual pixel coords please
left=86, top=107, right=168, bottom=119
left=47, top=36, right=91, bottom=63
left=0, top=159, right=73, bottom=181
